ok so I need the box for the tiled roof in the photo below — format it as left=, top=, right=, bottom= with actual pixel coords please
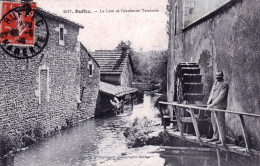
left=36, top=8, right=84, bottom=29
left=92, top=50, right=127, bottom=74
left=100, top=81, right=138, bottom=97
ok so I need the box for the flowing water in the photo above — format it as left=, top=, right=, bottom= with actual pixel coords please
left=0, top=93, right=259, bottom=166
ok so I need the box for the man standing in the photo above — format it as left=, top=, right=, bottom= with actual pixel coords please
left=207, top=70, right=229, bottom=143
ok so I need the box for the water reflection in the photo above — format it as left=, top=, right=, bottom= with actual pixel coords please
left=162, top=149, right=260, bottom=166
left=0, top=93, right=259, bottom=166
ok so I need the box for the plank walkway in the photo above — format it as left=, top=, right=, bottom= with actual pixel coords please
left=165, top=129, right=260, bottom=158
left=158, top=101, right=260, bottom=158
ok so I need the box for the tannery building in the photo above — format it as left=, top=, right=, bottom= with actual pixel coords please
left=92, top=50, right=137, bottom=115
left=167, top=0, right=260, bottom=149
left=93, top=50, right=134, bottom=87
left=0, top=7, right=100, bottom=155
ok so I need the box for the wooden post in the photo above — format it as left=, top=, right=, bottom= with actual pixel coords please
left=169, top=104, right=174, bottom=123
left=239, top=115, right=251, bottom=155
left=225, top=151, right=229, bottom=161
left=213, top=111, right=226, bottom=148
left=189, top=108, right=201, bottom=143
left=216, top=147, right=222, bottom=166
left=131, top=94, right=134, bottom=111
left=174, top=106, right=184, bottom=139
left=158, top=104, right=166, bottom=129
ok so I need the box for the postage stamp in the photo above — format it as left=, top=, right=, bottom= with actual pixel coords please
left=0, top=1, right=36, bottom=46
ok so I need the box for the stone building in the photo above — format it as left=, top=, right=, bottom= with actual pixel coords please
left=96, top=81, right=138, bottom=115
left=93, top=50, right=134, bottom=87
left=167, top=0, right=260, bottom=149
left=0, top=8, right=100, bottom=155
left=73, top=43, right=100, bottom=123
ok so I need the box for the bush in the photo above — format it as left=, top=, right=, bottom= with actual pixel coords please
left=0, top=131, right=23, bottom=155
left=124, top=117, right=154, bottom=147
left=124, top=117, right=175, bottom=148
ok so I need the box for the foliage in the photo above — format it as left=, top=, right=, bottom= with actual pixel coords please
left=123, top=117, right=154, bottom=147
left=115, top=40, right=134, bottom=56
left=114, top=40, right=135, bottom=71
left=132, top=50, right=168, bottom=92
left=123, top=117, right=175, bottom=148
left=0, top=123, right=44, bottom=156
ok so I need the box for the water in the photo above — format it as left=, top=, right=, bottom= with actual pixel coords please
left=1, top=93, right=259, bottom=166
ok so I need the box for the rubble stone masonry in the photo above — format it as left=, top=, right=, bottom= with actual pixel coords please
left=121, top=55, right=133, bottom=87
left=74, top=44, right=100, bottom=123
left=0, top=15, right=99, bottom=155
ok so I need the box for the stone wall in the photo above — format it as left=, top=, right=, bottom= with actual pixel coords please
left=0, top=14, right=96, bottom=155
left=168, top=0, right=260, bottom=149
left=75, top=45, right=100, bottom=122
left=121, top=55, right=133, bottom=87
left=101, top=74, right=121, bottom=85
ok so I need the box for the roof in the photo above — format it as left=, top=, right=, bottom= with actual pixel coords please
left=92, top=50, right=129, bottom=74
left=100, top=81, right=138, bottom=97
left=36, top=8, right=84, bottom=29
left=80, top=43, right=100, bottom=68
left=183, top=0, right=238, bottom=32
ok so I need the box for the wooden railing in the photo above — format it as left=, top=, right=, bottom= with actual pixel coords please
left=158, top=101, right=260, bottom=155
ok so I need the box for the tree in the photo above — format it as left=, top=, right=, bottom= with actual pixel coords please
left=115, top=40, right=134, bottom=57
left=114, top=41, right=134, bottom=70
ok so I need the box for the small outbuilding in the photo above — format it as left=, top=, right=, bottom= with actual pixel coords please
left=95, top=81, right=138, bottom=116
left=93, top=50, right=134, bottom=87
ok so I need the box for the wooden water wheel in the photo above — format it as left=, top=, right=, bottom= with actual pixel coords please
left=175, top=64, right=184, bottom=104
left=174, top=62, right=204, bottom=104
left=174, top=63, right=205, bottom=133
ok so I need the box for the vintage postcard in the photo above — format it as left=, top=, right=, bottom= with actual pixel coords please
left=0, top=0, right=259, bottom=166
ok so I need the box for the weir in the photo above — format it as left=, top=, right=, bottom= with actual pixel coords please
left=158, top=101, right=260, bottom=158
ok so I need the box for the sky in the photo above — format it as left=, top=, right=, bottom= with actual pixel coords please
left=34, top=0, right=168, bottom=52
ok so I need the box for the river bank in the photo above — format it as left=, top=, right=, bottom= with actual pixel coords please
left=0, top=93, right=166, bottom=166
left=1, top=93, right=259, bottom=166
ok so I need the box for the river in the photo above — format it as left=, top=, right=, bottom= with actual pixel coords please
left=0, top=93, right=259, bottom=166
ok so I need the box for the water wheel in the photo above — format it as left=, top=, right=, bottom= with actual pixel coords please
left=174, top=62, right=204, bottom=104
left=175, top=65, right=184, bottom=104
left=174, top=62, right=205, bottom=133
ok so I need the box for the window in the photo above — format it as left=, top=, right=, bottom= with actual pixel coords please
left=174, top=5, right=178, bottom=36
left=88, top=60, right=94, bottom=77
left=60, top=27, right=64, bottom=40
left=35, top=65, right=51, bottom=104
left=57, top=24, right=66, bottom=46
left=89, top=64, right=93, bottom=76
left=40, top=70, right=48, bottom=104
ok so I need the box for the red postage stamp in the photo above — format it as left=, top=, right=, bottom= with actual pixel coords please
left=0, top=1, right=36, bottom=46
